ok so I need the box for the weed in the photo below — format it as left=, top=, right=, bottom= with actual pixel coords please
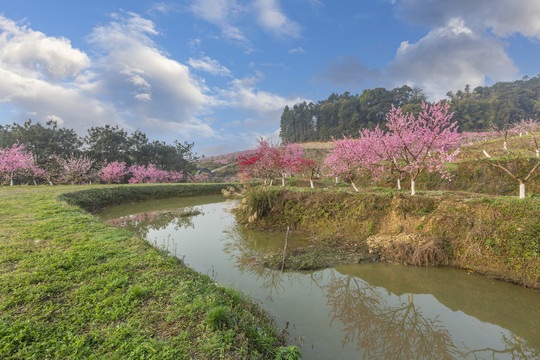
left=275, top=345, right=302, bottom=360
left=206, top=305, right=232, bottom=330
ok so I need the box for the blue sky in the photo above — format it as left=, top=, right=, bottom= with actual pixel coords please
left=1, top=0, right=540, bottom=155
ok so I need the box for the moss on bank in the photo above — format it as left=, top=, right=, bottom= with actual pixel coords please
left=0, top=184, right=293, bottom=359
left=233, top=187, right=539, bottom=289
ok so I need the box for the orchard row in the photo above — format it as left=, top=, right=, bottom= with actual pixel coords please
left=0, top=149, right=208, bottom=186
left=238, top=103, right=539, bottom=198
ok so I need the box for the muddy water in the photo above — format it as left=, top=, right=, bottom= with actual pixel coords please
left=98, top=197, right=540, bottom=360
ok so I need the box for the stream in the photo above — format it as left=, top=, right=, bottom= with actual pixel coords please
left=98, top=195, right=540, bottom=360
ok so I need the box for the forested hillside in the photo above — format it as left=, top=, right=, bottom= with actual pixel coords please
left=280, top=76, right=540, bottom=143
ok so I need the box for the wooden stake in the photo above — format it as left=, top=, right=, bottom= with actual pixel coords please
left=281, top=226, right=290, bottom=272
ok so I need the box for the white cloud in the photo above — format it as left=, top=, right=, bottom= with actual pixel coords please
left=288, top=47, right=305, bottom=54
left=386, top=18, right=518, bottom=100
left=0, top=16, right=90, bottom=81
left=188, top=56, right=232, bottom=76
left=214, top=73, right=306, bottom=133
left=317, top=18, right=518, bottom=101
left=190, top=0, right=249, bottom=44
left=253, top=0, right=301, bottom=38
left=223, top=75, right=303, bottom=113
left=395, top=0, right=540, bottom=39
left=87, top=12, right=215, bottom=138
left=0, top=13, right=217, bottom=140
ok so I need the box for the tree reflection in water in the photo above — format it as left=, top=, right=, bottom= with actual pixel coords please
left=325, top=273, right=457, bottom=359
left=222, top=224, right=540, bottom=359
left=223, top=224, right=320, bottom=298
left=325, top=273, right=540, bottom=360
left=106, top=207, right=198, bottom=239
left=463, top=334, right=540, bottom=360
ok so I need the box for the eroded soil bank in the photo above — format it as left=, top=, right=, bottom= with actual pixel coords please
left=231, top=187, right=539, bottom=289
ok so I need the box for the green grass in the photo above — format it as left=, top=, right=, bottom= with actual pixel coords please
left=0, top=184, right=290, bottom=359
left=235, top=186, right=539, bottom=289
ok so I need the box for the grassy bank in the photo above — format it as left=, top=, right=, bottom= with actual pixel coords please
left=232, top=186, right=539, bottom=289
left=0, top=184, right=291, bottom=359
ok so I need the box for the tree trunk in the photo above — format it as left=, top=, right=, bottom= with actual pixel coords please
left=10, top=178, right=13, bottom=186
left=411, top=179, right=416, bottom=195
left=270, top=179, right=274, bottom=186
left=49, top=181, right=54, bottom=186
left=33, top=179, right=37, bottom=186
left=519, top=182, right=526, bottom=199
left=397, top=178, right=401, bottom=190
left=310, top=178, right=314, bottom=189
left=264, top=179, right=267, bottom=186
left=335, top=176, right=338, bottom=184
left=281, top=176, right=285, bottom=187
left=351, top=181, right=359, bottom=192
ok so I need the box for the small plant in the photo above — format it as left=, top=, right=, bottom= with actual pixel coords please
left=275, top=345, right=302, bottom=360
left=206, top=305, right=232, bottom=330
left=244, top=186, right=279, bottom=221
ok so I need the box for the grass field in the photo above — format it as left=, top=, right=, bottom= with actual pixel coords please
left=0, top=184, right=289, bottom=359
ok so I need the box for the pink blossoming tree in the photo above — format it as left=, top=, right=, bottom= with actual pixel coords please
left=56, top=154, right=94, bottom=185
left=100, top=161, right=128, bottom=184
left=385, top=102, right=461, bottom=195
left=0, top=142, right=43, bottom=186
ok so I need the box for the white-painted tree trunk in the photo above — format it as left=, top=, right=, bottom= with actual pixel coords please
left=503, top=141, right=507, bottom=150
left=270, top=179, right=274, bottom=186
left=33, top=179, right=37, bottom=186
left=351, top=181, right=359, bottom=192
left=483, top=150, right=491, bottom=158
left=310, top=178, right=314, bottom=189
left=519, top=182, right=526, bottom=199
left=335, top=176, right=339, bottom=184
left=397, top=178, right=401, bottom=190
left=411, top=179, right=416, bottom=195
left=264, top=179, right=267, bottom=185
left=282, top=176, right=285, bottom=187
left=49, top=181, right=53, bottom=186
left=10, top=178, right=13, bottom=186
left=536, top=149, right=539, bottom=158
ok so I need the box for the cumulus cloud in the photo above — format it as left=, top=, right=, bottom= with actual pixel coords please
left=318, top=17, right=518, bottom=101
left=188, top=56, right=232, bottom=76
left=253, top=0, right=301, bottom=38
left=386, top=18, right=518, bottom=100
left=0, top=13, right=218, bottom=140
left=316, top=0, right=536, bottom=101
left=0, top=16, right=90, bottom=81
left=87, top=12, right=215, bottom=137
left=221, top=74, right=305, bottom=115
left=0, top=16, right=117, bottom=130
left=395, top=0, right=540, bottom=39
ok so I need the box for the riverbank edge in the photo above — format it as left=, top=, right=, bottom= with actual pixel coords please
left=0, top=184, right=298, bottom=359
left=232, top=186, right=539, bottom=289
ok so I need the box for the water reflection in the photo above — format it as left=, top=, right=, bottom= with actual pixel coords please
left=105, top=207, right=197, bottom=239
left=101, top=198, right=540, bottom=360
left=223, top=224, right=312, bottom=297
left=325, top=273, right=459, bottom=359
